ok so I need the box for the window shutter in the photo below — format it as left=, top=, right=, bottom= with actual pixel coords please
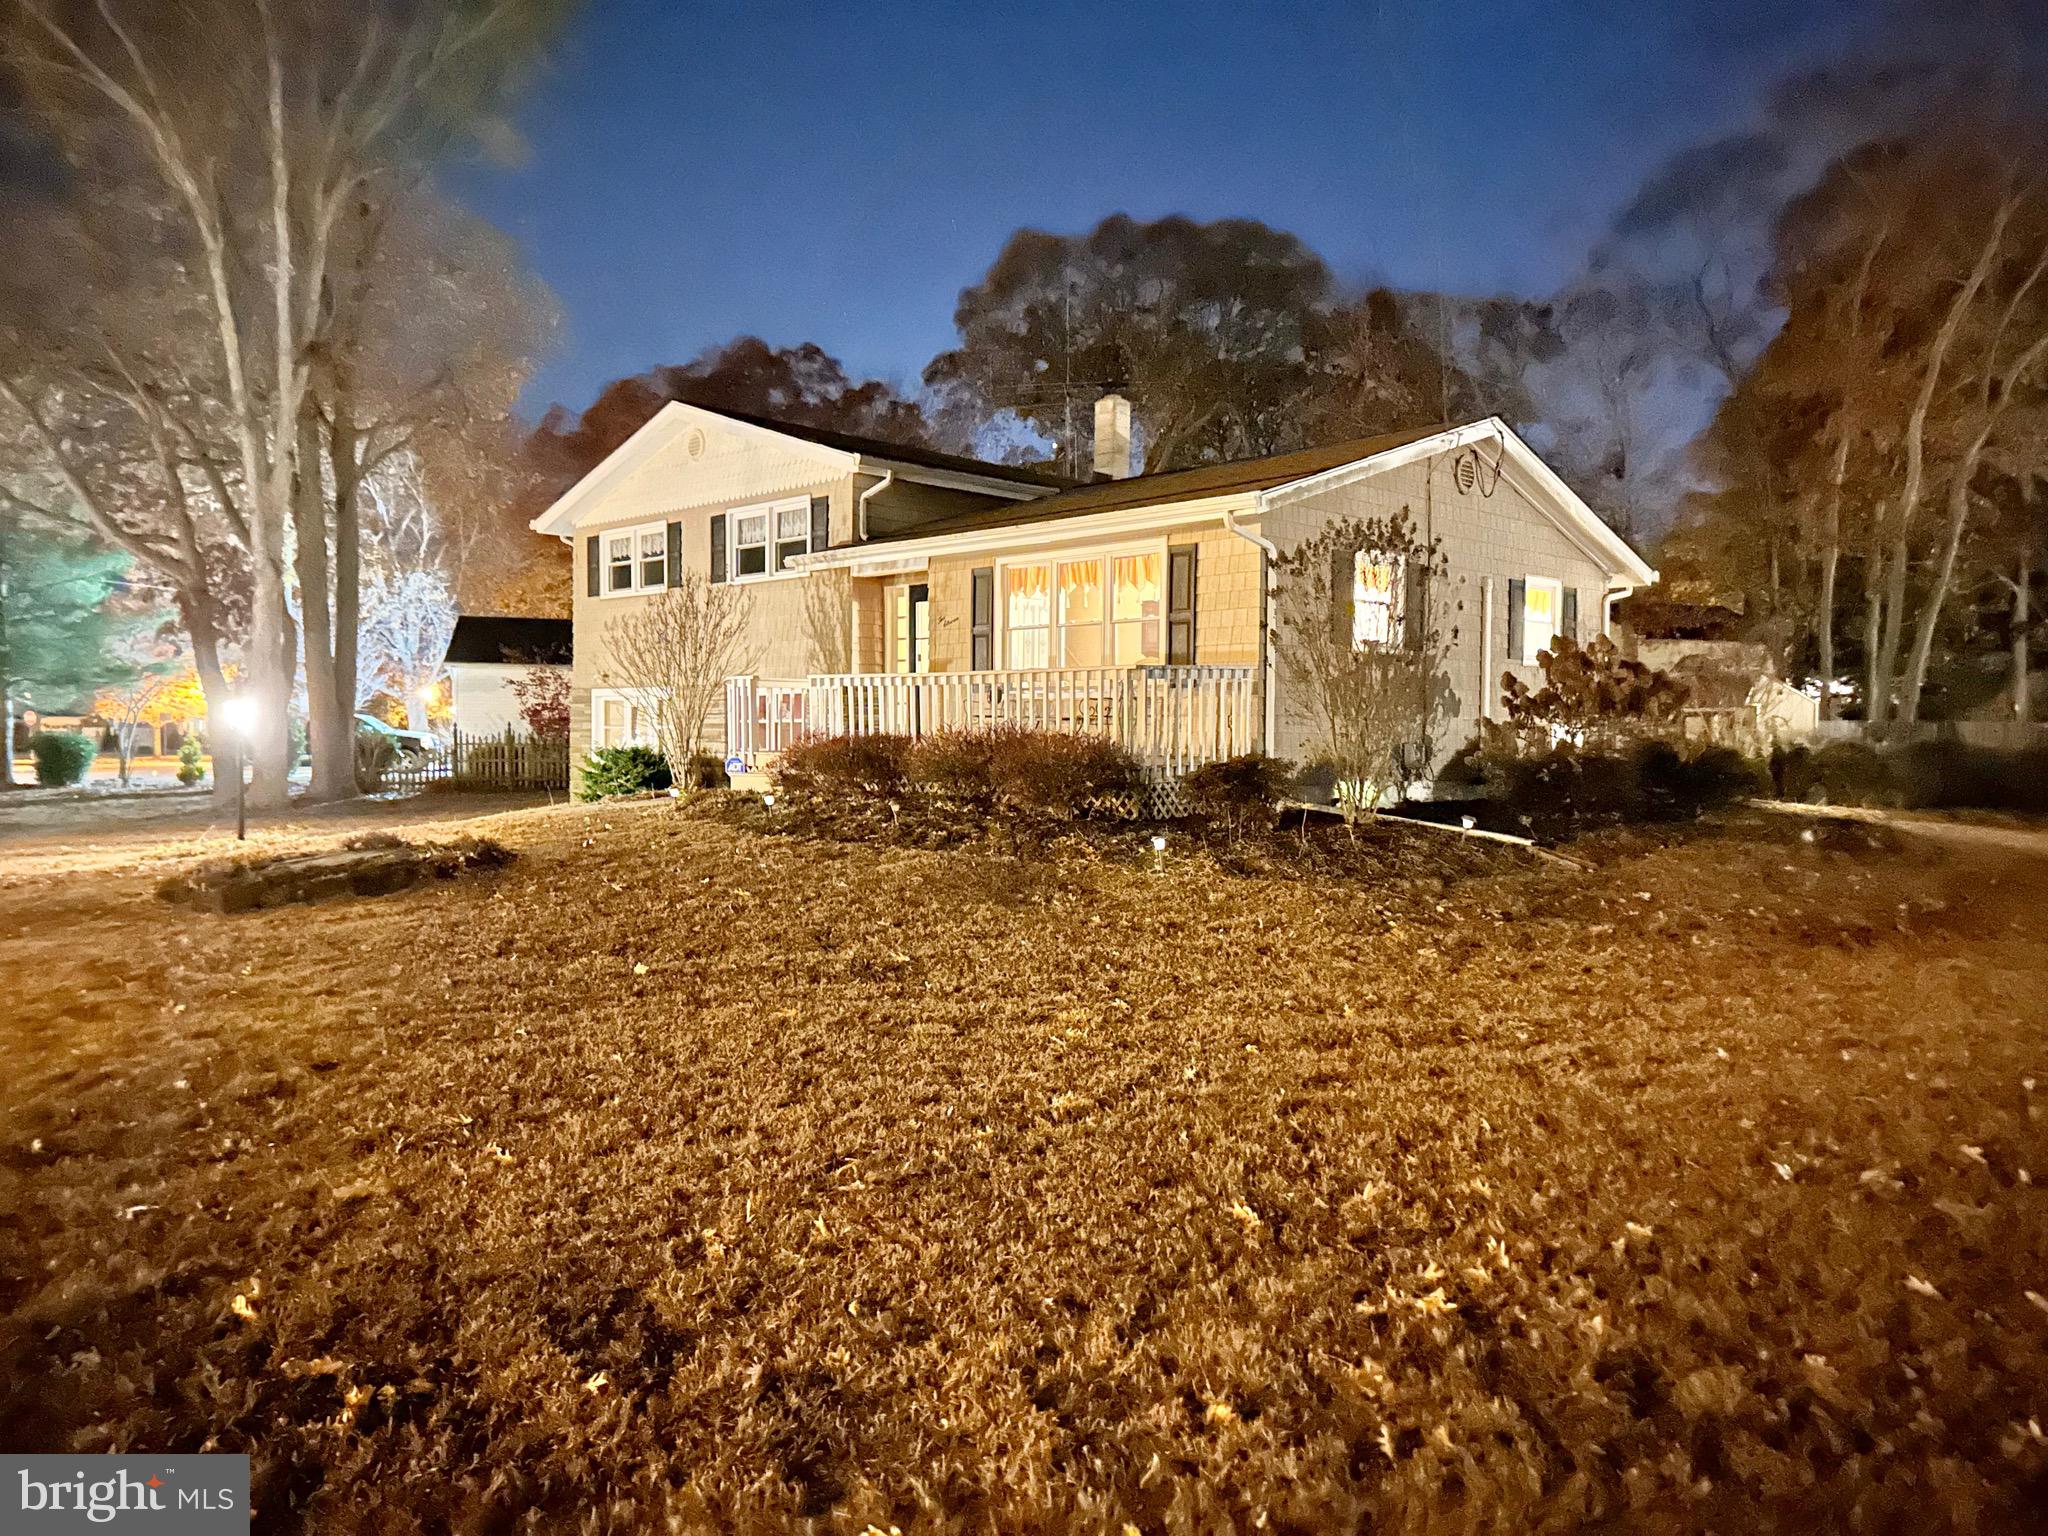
left=1330, top=542, right=1358, bottom=645
left=1507, top=577, right=1526, bottom=663
left=709, top=514, right=727, bottom=584
left=810, top=495, right=830, bottom=552
left=586, top=535, right=600, bottom=598
left=666, top=521, right=683, bottom=588
left=1402, top=557, right=1428, bottom=652
left=1167, top=544, right=1198, bottom=665
left=970, top=566, right=995, bottom=671
left=1562, top=587, right=1580, bottom=644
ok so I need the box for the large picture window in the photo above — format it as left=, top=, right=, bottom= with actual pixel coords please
left=1001, top=548, right=1166, bottom=668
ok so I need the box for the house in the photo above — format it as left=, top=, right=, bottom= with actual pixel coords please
left=530, top=398, right=1656, bottom=794
left=443, top=616, right=573, bottom=736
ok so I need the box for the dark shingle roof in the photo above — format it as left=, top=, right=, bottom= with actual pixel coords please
left=445, top=616, right=573, bottom=666
left=707, top=407, right=1072, bottom=490
left=864, top=423, right=1453, bottom=543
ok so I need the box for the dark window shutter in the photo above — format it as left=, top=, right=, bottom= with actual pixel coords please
left=1402, top=556, right=1428, bottom=652
left=586, top=535, right=600, bottom=598
left=709, top=514, right=727, bottom=584
left=1507, top=577, right=1526, bottom=662
left=810, top=495, right=830, bottom=552
left=1562, top=586, right=1580, bottom=644
left=970, top=566, right=995, bottom=671
left=1167, top=544, right=1198, bottom=665
left=1330, top=541, right=1359, bottom=646
left=666, top=521, right=683, bottom=587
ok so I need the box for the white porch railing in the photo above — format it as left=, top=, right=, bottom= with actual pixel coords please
left=725, top=666, right=1260, bottom=778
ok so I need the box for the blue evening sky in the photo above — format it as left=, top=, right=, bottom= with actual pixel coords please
left=452, top=0, right=1874, bottom=422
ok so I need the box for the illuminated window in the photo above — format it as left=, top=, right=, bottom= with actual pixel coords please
left=1002, top=563, right=1051, bottom=668
left=1057, top=558, right=1105, bottom=666
left=1522, top=576, right=1561, bottom=663
left=1354, top=555, right=1401, bottom=648
left=1111, top=552, right=1164, bottom=664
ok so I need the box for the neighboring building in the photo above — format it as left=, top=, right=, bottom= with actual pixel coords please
left=530, top=399, right=1656, bottom=793
left=444, top=616, right=573, bottom=737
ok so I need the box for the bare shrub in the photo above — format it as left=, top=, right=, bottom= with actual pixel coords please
left=1271, top=507, right=1455, bottom=818
left=1499, top=634, right=1688, bottom=752
left=773, top=733, right=914, bottom=797
left=599, top=575, right=755, bottom=765
left=1182, top=753, right=1295, bottom=835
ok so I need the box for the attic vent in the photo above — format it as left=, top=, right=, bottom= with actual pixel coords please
left=1452, top=450, right=1478, bottom=495
left=685, top=428, right=707, bottom=460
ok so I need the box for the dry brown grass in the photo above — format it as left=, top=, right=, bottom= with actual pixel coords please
left=2, top=800, right=2045, bottom=1533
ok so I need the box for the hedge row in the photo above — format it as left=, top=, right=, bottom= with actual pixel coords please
left=1482, top=741, right=1765, bottom=836
left=773, top=728, right=1143, bottom=817
left=1770, top=739, right=2048, bottom=813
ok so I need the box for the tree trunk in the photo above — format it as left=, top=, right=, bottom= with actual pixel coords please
left=1872, top=531, right=1909, bottom=734
left=1863, top=531, right=1890, bottom=728
left=296, top=410, right=357, bottom=803
left=2016, top=546, right=2033, bottom=723
left=1900, top=434, right=1991, bottom=725
left=1816, top=433, right=1847, bottom=720
left=1, top=684, right=14, bottom=790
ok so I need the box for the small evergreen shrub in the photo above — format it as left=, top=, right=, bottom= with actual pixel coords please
left=578, top=744, right=673, bottom=800
left=1182, top=754, right=1295, bottom=832
left=175, top=737, right=207, bottom=786
left=28, top=731, right=95, bottom=787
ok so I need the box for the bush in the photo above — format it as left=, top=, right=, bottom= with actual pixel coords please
left=905, top=730, right=1004, bottom=806
left=1182, top=754, right=1295, bottom=832
left=773, top=733, right=913, bottom=797
left=28, top=731, right=95, bottom=787
left=354, top=731, right=397, bottom=793
left=578, top=744, right=673, bottom=800
left=983, top=729, right=1141, bottom=815
left=1634, top=741, right=1766, bottom=820
left=679, top=752, right=729, bottom=791
left=1489, top=747, right=1643, bottom=833
left=175, top=737, right=207, bottom=787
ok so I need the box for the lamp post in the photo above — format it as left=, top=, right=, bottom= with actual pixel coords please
left=219, top=695, right=257, bottom=840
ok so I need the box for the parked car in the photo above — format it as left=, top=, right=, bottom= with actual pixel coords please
left=355, top=713, right=440, bottom=759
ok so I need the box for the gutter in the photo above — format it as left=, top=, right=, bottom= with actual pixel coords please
left=1227, top=505, right=1282, bottom=757
left=855, top=469, right=894, bottom=543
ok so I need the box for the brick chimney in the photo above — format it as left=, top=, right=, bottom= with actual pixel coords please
left=1093, top=393, right=1134, bottom=480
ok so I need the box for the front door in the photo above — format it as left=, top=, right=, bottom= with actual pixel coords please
left=889, top=582, right=930, bottom=675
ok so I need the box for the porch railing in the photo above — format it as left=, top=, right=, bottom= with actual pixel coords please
left=727, top=666, right=1259, bottom=778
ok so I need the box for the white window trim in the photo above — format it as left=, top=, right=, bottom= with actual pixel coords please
left=994, top=539, right=1169, bottom=670
left=597, top=520, right=671, bottom=598
left=727, top=494, right=816, bottom=584
left=588, top=687, right=662, bottom=750
left=1521, top=575, right=1563, bottom=664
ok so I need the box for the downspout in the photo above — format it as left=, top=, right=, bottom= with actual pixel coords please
left=1604, top=585, right=1636, bottom=645
left=856, top=469, right=895, bottom=543
left=1225, top=504, right=1280, bottom=756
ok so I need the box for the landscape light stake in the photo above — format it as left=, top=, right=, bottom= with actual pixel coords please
left=220, top=695, right=258, bottom=841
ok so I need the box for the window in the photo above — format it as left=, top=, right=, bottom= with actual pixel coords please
left=776, top=503, right=809, bottom=571
left=733, top=511, right=770, bottom=578
left=1001, top=548, right=1167, bottom=668
left=726, top=495, right=816, bottom=580
left=1110, top=552, right=1163, bottom=665
left=600, top=522, right=669, bottom=596
left=1002, top=563, right=1051, bottom=669
left=591, top=689, right=657, bottom=749
left=1521, top=576, right=1561, bottom=663
left=1353, top=554, right=1401, bottom=648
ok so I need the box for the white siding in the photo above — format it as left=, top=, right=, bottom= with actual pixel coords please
left=450, top=662, right=555, bottom=737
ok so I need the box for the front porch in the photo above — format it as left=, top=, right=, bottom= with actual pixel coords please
left=724, top=665, right=1260, bottom=779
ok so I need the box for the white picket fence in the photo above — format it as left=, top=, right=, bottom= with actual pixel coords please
left=725, top=665, right=1261, bottom=779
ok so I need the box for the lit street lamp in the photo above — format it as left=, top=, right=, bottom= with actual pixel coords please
left=219, top=695, right=257, bottom=840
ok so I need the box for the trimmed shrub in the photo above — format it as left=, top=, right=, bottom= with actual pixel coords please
left=1489, top=747, right=1644, bottom=833
left=773, top=733, right=913, bottom=797
left=905, top=729, right=1003, bottom=806
left=680, top=752, right=729, bottom=791
left=579, top=744, right=673, bottom=801
left=175, top=737, right=207, bottom=786
left=984, top=729, right=1141, bottom=815
left=1634, top=741, right=1766, bottom=820
left=1183, top=754, right=1295, bottom=832
left=28, top=731, right=95, bottom=787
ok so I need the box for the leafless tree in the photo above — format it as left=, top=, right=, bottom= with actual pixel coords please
left=598, top=575, right=756, bottom=772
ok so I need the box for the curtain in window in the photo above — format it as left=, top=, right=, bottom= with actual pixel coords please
left=1003, top=564, right=1051, bottom=668
left=1112, top=552, right=1163, bottom=664
left=1057, top=559, right=1104, bottom=666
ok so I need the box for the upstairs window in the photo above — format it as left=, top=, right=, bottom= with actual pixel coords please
left=775, top=503, right=810, bottom=570
left=638, top=528, right=666, bottom=590
left=600, top=521, right=669, bottom=596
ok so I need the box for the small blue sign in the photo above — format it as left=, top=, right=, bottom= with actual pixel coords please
left=725, top=756, right=748, bottom=777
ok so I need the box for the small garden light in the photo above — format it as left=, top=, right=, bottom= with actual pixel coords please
left=1150, top=834, right=1167, bottom=853
left=1461, top=814, right=1476, bottom=830
left=762, top=792, right=776, bottom=808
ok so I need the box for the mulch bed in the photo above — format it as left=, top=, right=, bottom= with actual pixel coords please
left=155, top=832, right=513, bottom=913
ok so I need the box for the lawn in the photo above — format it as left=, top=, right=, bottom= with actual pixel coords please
left=2, top=799, right=2044, bottom=1532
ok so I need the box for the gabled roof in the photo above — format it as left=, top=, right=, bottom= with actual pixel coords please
left=834, top=417, right=1655, bottom=586
left=866, top=423, right=1451, bottom=541
left=528, top=401, right=1063, bottom=537
left=694, top=406, right=1069, bottom=490
left=445, top=615, right=573, bottom=666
